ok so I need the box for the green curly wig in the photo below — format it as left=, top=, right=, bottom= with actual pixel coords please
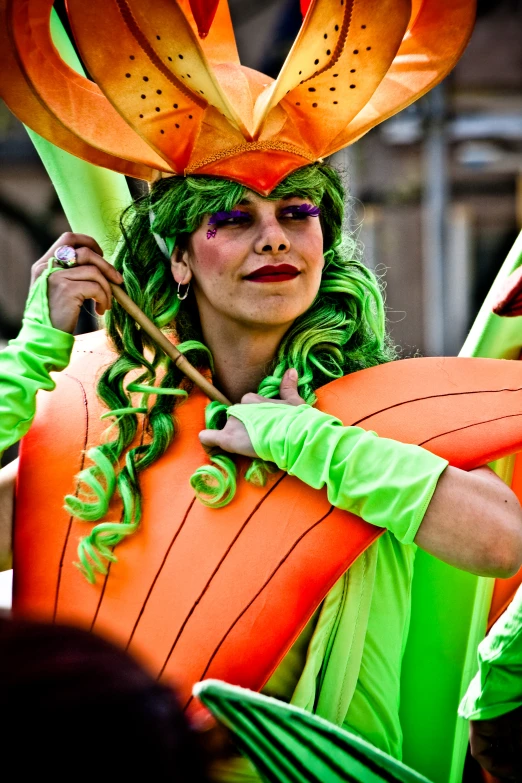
left=65, top=163, right=396, bottom=582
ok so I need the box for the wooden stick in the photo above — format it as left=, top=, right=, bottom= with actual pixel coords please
left=110, top=283, right=231, bottom=407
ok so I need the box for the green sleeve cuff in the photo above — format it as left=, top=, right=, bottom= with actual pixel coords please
left=0, top=264, right=74, bottom=455
left=23, top=258, right=61, bottom=328
left=227, top=402, right=448, bottom=543
left=459, top=587, right=522, bottom=720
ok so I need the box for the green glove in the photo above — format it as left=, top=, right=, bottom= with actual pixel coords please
left=227, top=403, right=448, bottom=544
left=0, top=261, right=74, bottom=457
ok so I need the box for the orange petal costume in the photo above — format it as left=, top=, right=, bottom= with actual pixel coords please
left=12, top=341, right=522, bottom=715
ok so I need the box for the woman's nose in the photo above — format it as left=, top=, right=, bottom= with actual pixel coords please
left=254, top=222, right=290, bottom=255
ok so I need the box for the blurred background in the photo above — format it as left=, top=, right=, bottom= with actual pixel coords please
left=0, top=0, right=522, bottom=382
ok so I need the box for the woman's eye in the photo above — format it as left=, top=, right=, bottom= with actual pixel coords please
left=208, top=210, right=251, bottom=228
left=280, top=204, right=321, bottom=220
left=284, top=211, right=308, bottom=220
left=220, top=216, right=250, bottom=225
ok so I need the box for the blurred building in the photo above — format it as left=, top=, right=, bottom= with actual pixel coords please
left=0, top=0, right=521, bottom=360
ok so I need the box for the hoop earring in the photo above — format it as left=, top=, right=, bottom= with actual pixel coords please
left=177, top=281, right=190, bottom=301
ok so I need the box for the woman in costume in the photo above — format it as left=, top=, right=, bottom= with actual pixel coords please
left=4, top=166, right=522, bottom=779
left=3, top=157, right=522, bottom=779
left=3, top=1, right=522, bottom=781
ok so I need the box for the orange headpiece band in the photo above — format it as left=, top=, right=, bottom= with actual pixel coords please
left=1, top=0, right=475, bottom=195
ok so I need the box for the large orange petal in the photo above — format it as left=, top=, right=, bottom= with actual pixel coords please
left=13, top=342, right=522, bottom=711
left=0, top=1, right=153, bottom=179
left=8, top=0, right=170, bottom=171
left=65, top=0, right=207, bottom=172
left=124, top=0, right=253, bottom=136
left=254, top=0, right=411, bottom=156
left=325, top=0, right=476, bottom=154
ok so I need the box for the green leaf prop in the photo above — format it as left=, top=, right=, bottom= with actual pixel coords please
left=194, top=680, right=433, bottom=783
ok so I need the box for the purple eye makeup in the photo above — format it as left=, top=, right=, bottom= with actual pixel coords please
left=206, top=209, right=250, bottom=238
left=205, top=204, right=320, bottom=239
left=208, top=209, right=250, bottom=225
left=280, top=203, right=321, bottom=218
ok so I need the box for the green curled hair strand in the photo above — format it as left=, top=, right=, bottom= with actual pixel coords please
left=66, top=162, right=396, bottom=581
left=100, top=407, right=148, bottom=419
left=204, top=400, right=228, bottom=430
left=190, top=453, right=237, bottom=508
left=64, top=447, right=116, bottom=522
left=244, top=458, right=279, bottom=488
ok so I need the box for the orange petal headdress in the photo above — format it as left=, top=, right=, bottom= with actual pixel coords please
left=1, top=0, right=476, bottom=195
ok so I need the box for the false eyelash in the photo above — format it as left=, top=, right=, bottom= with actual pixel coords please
left=207, top=209, right=249, bottom=225
left=280, top=203, right=321, bottom=217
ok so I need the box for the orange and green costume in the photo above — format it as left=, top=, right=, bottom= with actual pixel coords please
left=7, top=3, right=522, bottom=783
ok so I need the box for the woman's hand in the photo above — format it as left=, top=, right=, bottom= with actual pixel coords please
left=30, top=233, right=123, bottom=334
left=199, top=368, right=305, bottom=458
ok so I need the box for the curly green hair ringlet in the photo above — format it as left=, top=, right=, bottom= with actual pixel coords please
left=66, top=163, right=396, bottom=582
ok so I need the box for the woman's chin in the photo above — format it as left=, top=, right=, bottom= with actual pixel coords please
left=239, top=305, right=309, bottom=330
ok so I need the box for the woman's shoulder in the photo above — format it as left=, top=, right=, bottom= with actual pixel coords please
left=64, top=329, right=118, bottom=384
left=72, top=328, right=116, bottom=356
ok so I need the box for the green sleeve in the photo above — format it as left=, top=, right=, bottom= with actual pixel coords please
left=459, top=587, right=522, bottom=720
left=0, top=262, right=74, bottom=457
left=227, top=402, right=448, bottom=544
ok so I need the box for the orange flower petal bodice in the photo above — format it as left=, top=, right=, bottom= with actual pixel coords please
left=13, top=331, right=522, bottom=714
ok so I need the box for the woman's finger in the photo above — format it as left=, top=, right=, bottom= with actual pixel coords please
left=279, top=368, right=305, bottom=406
left=47, top=278, right=114, bottom=333
left=47, top=265, right=116, bottom=332
left=50, top=232, right=104, bottom=257
left=199, top=429, right=224, bottom=450
left=239, top=370, right=305, bottom=407
left=52, top=264, right=114, bottom=304
left=240, top=392, right=268, bottom=405
left=30, top=233, right=110, bottom=286
left=49, top=274, right=112, bottom=313
left=199, top=418, right=257, bottom=459
left=68, top=247, right=123, bottom=285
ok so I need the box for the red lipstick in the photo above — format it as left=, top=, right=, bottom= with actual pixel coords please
left=244, top=264, right=300, bottom=283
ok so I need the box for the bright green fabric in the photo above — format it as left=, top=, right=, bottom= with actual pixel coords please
left=0, top=263, right=74, bottom=457
left=290, top=534, right=415, bottom=759
left=459, top=586, right=522, bottom=721
left=264, top=608, right=321, bottom=702
left=227, top=403, right=448, bottom=543
left=341, top=534, right=416, bottom=756
left=25, top=11, right=131, bottom=259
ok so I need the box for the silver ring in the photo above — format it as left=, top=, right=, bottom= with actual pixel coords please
left=54, top=244, right=78, bottom=268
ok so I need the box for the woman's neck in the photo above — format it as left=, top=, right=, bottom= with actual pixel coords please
left=200, top=318, right=290, bottom=404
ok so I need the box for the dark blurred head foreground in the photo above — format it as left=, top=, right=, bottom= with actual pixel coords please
left=0, top=614, right=211, bottom=780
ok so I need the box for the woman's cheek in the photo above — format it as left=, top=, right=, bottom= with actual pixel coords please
left=192, top=236, right=240, bottom=278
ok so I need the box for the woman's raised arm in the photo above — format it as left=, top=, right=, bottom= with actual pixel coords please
left=0, top=233, right=123, bottom=565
